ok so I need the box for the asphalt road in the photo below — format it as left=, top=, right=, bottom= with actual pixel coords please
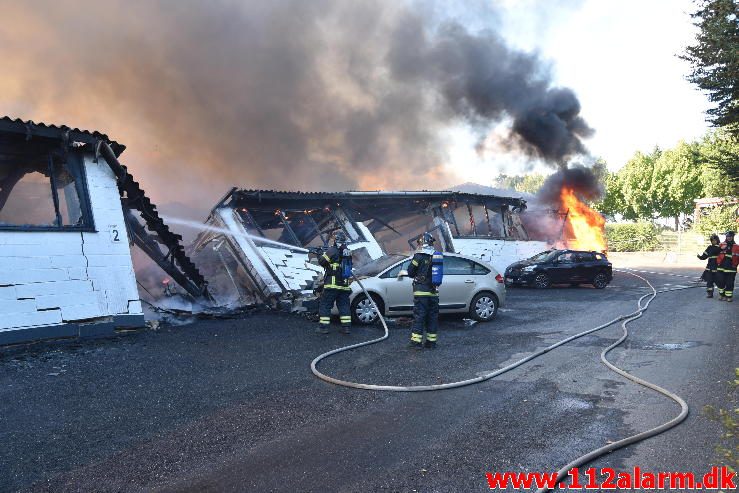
left=0, top=267, right=735, bottom=492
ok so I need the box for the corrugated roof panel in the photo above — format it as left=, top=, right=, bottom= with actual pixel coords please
left=0, top=116, right=126, bottom=156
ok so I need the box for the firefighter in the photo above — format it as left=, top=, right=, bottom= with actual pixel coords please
left=697, top=234, right=721, bottom=298
left=316, top=231, right=353, bottom=334
left=716, top=230, right=739, bottom=302
left=407, top=232, right=443, bottom=349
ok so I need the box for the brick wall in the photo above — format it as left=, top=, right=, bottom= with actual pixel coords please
left=0, top=153, right=142, bottom=334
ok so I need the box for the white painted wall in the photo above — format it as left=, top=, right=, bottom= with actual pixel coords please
left=217, top=208, right=323, bottom=298
left=351, top=222, right=385, bottom=260
left=451, top=238, right=550, bottom=274
left=0, top=153, right=142, bottom=333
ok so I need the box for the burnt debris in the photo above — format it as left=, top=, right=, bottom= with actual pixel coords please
left=189, top=188, right=545, bottom=308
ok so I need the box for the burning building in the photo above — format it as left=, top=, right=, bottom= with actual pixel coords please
left=190, top=188, right=551, bottom=307
left=0, top=117, right=209, bottom=344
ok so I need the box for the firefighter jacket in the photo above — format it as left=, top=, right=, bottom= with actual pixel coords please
left=407, top=246, right=438, bottom=296
left=698, top=244, right=721, bottom=271
left=717, top=241, right=739, bottom=272
left=319, top=244, right=351, bottom=290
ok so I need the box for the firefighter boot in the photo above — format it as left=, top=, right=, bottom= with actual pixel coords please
left=316, top=317, right=330, bottom=334
left=707, top=290, right=713, bottom=298
left=424, top=333, right=437, bottom=349
left=409, top=332, right=423, bottom=350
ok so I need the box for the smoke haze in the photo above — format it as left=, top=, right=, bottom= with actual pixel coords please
left=536, top=165, right=603, bottom=207
left=0, top=0, right=593, bottom=216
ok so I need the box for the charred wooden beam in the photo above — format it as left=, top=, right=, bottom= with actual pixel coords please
left=100, top=142, right=212, bottom=301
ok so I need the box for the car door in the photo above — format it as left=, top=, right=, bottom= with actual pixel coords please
left=574, top=252, right=595, bottom=281
left=549, top=251, right=577, bottom=283
left=439, top=256, right=477, bottom=310
left=380, top=259, right=414, bottom=313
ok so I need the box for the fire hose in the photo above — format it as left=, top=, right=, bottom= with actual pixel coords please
left=311, top=269, right=700, bottom=490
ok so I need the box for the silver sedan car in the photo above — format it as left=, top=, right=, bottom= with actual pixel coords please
left=347, top=252, right=506, bottom=325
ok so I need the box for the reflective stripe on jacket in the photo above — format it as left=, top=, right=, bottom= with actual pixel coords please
left=698, top=244, right=721, bottom=271
left=319, top=244, right=351, bottom=289
left=407, top=249, right=438, bottom=296
left=717, top=241, right=739, bottom=271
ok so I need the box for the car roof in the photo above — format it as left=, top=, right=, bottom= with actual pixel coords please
left=385, top=251, right=497, bottom=270
left=449, top=252, right=495, bottom=265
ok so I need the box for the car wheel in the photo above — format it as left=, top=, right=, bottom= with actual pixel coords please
left=534, top=273, right=551, bottom=289
left=592, top=272, right=609, bottom=289
left=351, top=293, right=384, bottom=325
left=470, top=292, right=498, bottom=322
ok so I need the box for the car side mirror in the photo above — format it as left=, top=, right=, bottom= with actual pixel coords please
left=398, top=270, right=409, bottom=278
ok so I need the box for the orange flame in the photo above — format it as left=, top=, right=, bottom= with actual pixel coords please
left=559, top=187, right=607, bottom=252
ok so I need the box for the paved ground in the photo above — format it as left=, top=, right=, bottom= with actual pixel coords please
left=0, top=266, right=735, bottom=492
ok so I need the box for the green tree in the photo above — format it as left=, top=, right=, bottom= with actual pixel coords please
left=700, top=165, right=738, bottom=196
left=696, top=129, right=739, bottom=188
left=590, top=158, right=610, bottom=184
left=594, top=171, right=625, bottom=218
left=493, top=173, right=546, bottom=194
left=650, top=141, right=704, bottom=228
left=695, top=203, right=739, bottom=234
left=612, top=139, right=729, bottom=227
left=618, top=149, right=661, bottom=220
left=516, top=174, right=546, bottom=194
left=682, top=0, right=739, bottom=137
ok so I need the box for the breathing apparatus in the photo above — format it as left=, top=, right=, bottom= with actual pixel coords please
left=333, top=231, right=353, bottom=280
left=416, top=232, right=443, bottom=286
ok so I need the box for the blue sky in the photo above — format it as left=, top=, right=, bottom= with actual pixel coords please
left=445, top=0, right=710, bottom=182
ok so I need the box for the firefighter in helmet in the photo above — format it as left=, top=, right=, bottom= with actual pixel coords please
left=316, top=231, right=353, bottom=333
left=697, top=234, right=721, bottom=298
left=716, top=230, right=739, bottom=302
left=407, top=232, right=444, bottom=349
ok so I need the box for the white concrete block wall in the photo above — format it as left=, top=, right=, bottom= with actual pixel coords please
left=0, top=153, right=143, bottom=333
left=350, top=222, right=385, bottom=260
left=451, top=238, right=550, bottom=275
left=215, top=208, right=324, bottom=299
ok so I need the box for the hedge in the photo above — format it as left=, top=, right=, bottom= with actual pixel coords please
left=605, top=222, right=660, bottom=252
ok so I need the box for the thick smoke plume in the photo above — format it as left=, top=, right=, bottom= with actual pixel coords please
left=388, top=17, right=593, bottom=164
left=0, top=0, right=593, bottom=215
left=536, top=166, right=603, bottom=207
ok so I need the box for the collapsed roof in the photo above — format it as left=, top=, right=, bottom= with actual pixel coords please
left=191, top=187, right=541, bottom=307
left=216, top=188, right=528, bottom=247
left=0, top=116, right=210, bottom=301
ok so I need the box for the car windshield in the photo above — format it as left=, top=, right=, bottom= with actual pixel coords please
left=353, top=254, right=407, bottom=277
left=528, top=250, right=558, bottom=263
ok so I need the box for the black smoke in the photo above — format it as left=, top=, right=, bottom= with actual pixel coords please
left=536, top=165, right=603, bottom=207
left=0, top=0, right=593, bottom=212
left=388, top=17, right=593, bottom=164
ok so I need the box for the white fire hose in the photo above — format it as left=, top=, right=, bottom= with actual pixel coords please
left=311, top=269, right=699, bottom=490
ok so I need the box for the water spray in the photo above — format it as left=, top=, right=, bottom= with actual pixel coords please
left=161, top=216, right=310, bottom=252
